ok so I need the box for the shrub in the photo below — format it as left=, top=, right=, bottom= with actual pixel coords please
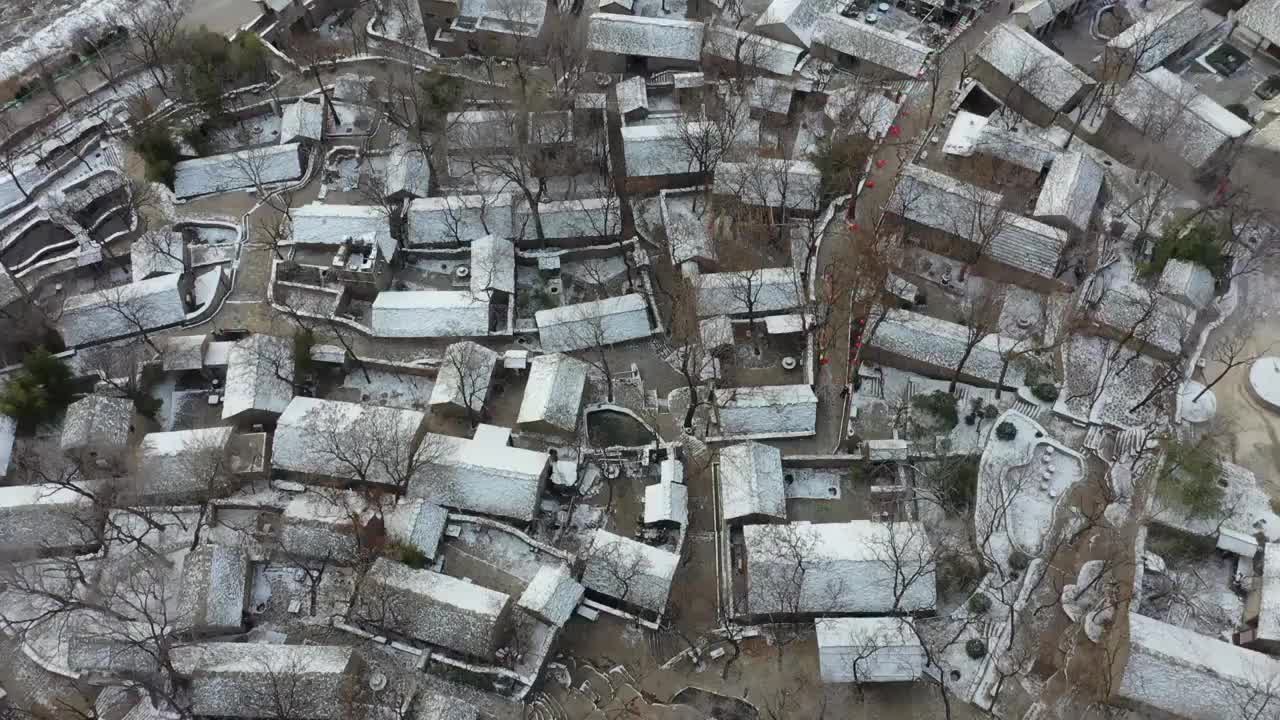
left=131, top=123, right=182, bottom=188
left=912, top=390, right=959, bottom=431
left=995, top=421, right=1017, bottom=441
left=983, top=404, right=998, bottom=420
left=914, top=290, right=927, bottom=306
left=0, top=348, right=75, bottom=433
left=965, top=638, right=987, bottom=659
left=1031, top=383, right=1060, bottom=403
left=935, top=456, right=979, bottom=512
left=293, top=329, right=315, bottom=380
left=968, top=592, right=992, bottom=615
left=1147, top=222, right=1227, bottom=279
left=1008, top=550, right=1031, bottom=571
left=1157, top=436, right=1225, bottom=519
left=385, top=542, right=429, bottom=569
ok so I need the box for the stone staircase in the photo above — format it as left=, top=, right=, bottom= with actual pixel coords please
left=859, top=374, right=885, bottom=399
left=1012, top=397, right=1043, bottom=419
left=1116, top=428, right=1152, bottom=457
left=526, top=692, right=569, bottom=720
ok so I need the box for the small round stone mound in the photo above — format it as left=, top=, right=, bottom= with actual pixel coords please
left=1179, top=380, right=1217, bottom=424
left=1249, top=357, right=1280, bottom=413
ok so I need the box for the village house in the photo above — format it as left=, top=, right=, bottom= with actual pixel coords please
left=971, top=24, right=1094, bottom=127
left=888, top=164, right=1070, bottom=292
left=405, top=194, right=516, bottom=246
left=132, top=426, right=238, bottom=505
left=280, top=99, right=325, bottom=145
left=61, top=394, right=137, bottom=466
left=696, top=267, right=802, bottom=317
left=619, top=123, right=703, bottom=193
left=173, top=143, right=306, bottom=200
left=171, top=643, right=365, bottom=719
left=754, top=0, right=840, bottom=47
left=863, top=307, right=1029, bottom=388
left=0, top=483, right=100, bottom=558
left=703, top=26, right=804, bottom=78
left=815, top=617, right=926, bottom=683
left=222, top=334, right=295, bottom=426
left=1031, top=151, right=1104, bottom=237
left=175, top=544, right=251, bottom=636
left=644, top=480, right=689, bottom=528
left=383, top=497, right=450, bottom=561
left=353, top=557, right=513, bottom=660
left=1157, top=259, right=1216, bottom=310
left=718, top=441, right=787, bottom=524
left=518, top=563, right=585, bottom=627
left=272, top=397, right=428, bottom=487
left=429, top=340, right=499, bottom=418
left=811, top=13, right=932, bottom=81
left=712, top=159, right=822, bottom=213
left=536, top=294, right=654, bottom=352
left=715, top=384, right=819, bottom=439
left=432, top=0, right=548, bottom=58
left=278, top=490, right=370, bottom=564
left=1011, top=0, right=1087, bottom=36
left=615, top=76, right=648, bottom=121
left=371, top=290, right=493, bottom=337
left=410, top=424, right=551, bottom=523
left=586, top=14, right=706, bottom=73
left=1115, top=613, right=1280, bottom=720
left=582, top=528, right=680, bottom=619
left=742, top=521, right=937, bottom=617
left=1234, top=0, right=1280, bottom=60
left=1098, top=68, right=1252, bottom=177
left=516, top=352, right=591, bottom=435
left=1104, top=0, right=1213, bottom=76
left=288, top=203, right=398, bottom=263
left=1240, top=541, right=1280, bottom=652
left=384, top=144, right=432, bottom=201
left=1080, top=273, right=1192, bottom=361
left=59, top=273, right=190, bottom=347
left=514, top=198, right=622, bottom=245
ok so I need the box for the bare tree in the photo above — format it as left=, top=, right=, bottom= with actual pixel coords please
left=435, top=340, right=495, bottom=427
left=948, top=288, right=1005, bottom=393
left=1196, top=313, right=1271, bottom=402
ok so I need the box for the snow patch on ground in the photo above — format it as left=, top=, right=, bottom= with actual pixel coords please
left=0, top=0, right=171, bottom=83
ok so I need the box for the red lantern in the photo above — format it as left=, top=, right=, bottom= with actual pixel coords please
left=865, top=180, right=876, bottom=188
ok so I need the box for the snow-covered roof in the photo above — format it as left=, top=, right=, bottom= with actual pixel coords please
left=696, top=267, right=802, bottom=317
left=1111, top=68, right=1252, bottom=170
left=1012, top=0, right=1058, bottom=30
left=172, top=643, right=358, bottom=720
left=1032, top=151, right=1104, bottom=234
left=536, top=294, right=653, bottom=352
left=1107, top=1, right=1213, bottom=72
left=1239, top=0, right=1280, bottom=47
left=131, top=231, right=187, bottom=282
left=177, top=544, right=249, bottom=633
left=405, top=194, right=515, bottom=246
left=756, top=0, right=841, bottom=46
left=718, top=441, right=786, bottom=522
left=1120, top=612, right=1280, bottom=720
left=517, top=352, right=590, bottom=433
left=621, top=123, right=699, bottom=178
left=280, top=100, right=325, bottom=143
left=713, top=159, right=821, bottom=211
left=469, top=234, right=515, bottom=300
left=60, top=273, right=187, bottom=347
left=222, top=334, right=294, bottom=421
left=616, top=76, right=648, bottom=117
left=354, top=558, right=511, bottom=659
left=410, top=428, right=549, bottom=521
left=173, top=144, right=304, bottom=199
left=61, top=394, right=133, bottom=452
left=582, top=528, right=679, bottom=614
left=429, top=341, right=499, bottom=414
left=704, top=25, right=804, bottom=76
left=0, top=484, right=97, bottom=556
left=587, top=14, right=705, bottom=62
left=1088, top=276, right=1191, bottom=357
left=289, top=203, right=397, bottom=262
left=824, top=88, right=899, bottom=139
left=280, top=490, right=365, bottom=563
left=272, top=397, right=427, bottom=486
left=744, top=521, right=936, bottom=614
left=385, top=144, right=432, bottom=199
left=1157, top=259, right=1215, bottom=309
left=969, top=119, right=1061, bottom=172
left=890, top=164, right=1068, bottom=280
left=866, top=307, right=1027, bottom=387
left=977, top=24, right=1092, bottom=114
left=384, top=498, right=449, bottom=560
left=1257, top=543, right=1280, bottom=644
left=812, top=13, right=932, bottom=78
left=717, top=384, right=818, bottom=437
left=456, top=0, right=546, bottom=36
left=816, top=617, right=925, bottom=683
left=371, top=291, right=491, bottom=337
left=518, top=563, right=584, bottom=626
left=514, top=197, right=622, bottom=240
left=700, top=315, right=734, bottom=350
left=136, top=426, right=236, bottom=504
left=644, top=481, right=689, bottom=525
left=660, top=190, right=717, bottom=265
